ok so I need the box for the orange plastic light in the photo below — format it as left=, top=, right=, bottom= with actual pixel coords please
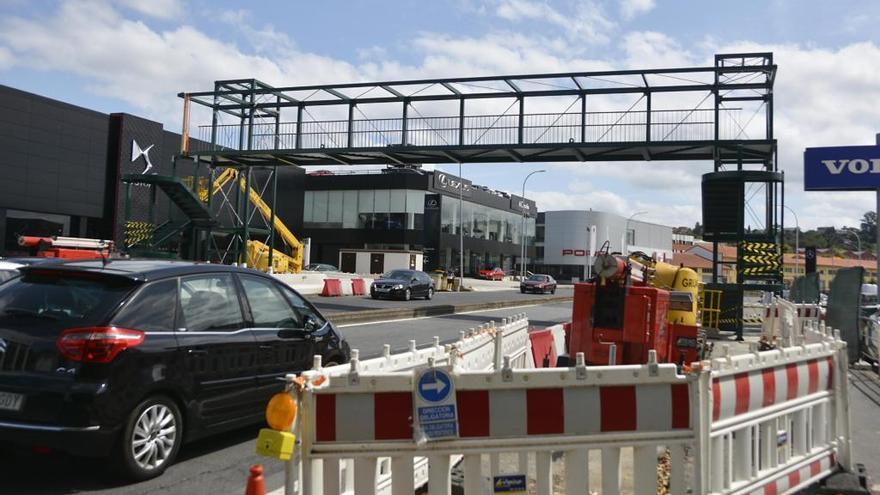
left=265, top=392, right=297, bottom=431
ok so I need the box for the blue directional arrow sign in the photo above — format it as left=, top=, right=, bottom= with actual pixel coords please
left=418, top=369, right=452, bottom=403
left=414, top=367, right=458, bottom=440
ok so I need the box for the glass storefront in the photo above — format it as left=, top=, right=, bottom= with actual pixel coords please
left=439, top=196, right=534, bottom=245
left=304, top=189, right=425, bottom=230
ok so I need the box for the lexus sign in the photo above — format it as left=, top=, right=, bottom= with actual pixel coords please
left=432, top=172, right=472, bottom=197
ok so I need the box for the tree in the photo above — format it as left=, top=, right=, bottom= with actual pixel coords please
left=693, top=222, right=703, bottom=237
left=861, top=211, right=877, bottom=242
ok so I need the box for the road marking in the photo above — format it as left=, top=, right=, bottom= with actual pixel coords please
left=336, top=302, right=560, bottom=328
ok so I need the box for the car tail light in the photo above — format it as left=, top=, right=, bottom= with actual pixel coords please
left=56, top=326, right=144, bottom=363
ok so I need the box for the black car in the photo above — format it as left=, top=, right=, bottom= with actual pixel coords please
left=370, top=269, right=434, bottom=300
left=520, top=274, right=557, bottom=294
left=0, top=260, right=349, bottom=480
left=303, top=263, right=338, bottom=272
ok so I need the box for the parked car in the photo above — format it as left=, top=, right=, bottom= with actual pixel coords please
left=370, top=269, right=434, bottom=300
left=304, top=263, right=338, bottom=272
left=0, top=261, right=24, bottom=284
left=520, top=274, right=557, bottom=294
left=0, top=260, right=349, bottom=480
left=478, top=267, right=505, bottom=281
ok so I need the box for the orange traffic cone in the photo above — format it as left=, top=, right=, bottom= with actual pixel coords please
left=245, top=464, right=265, bottom=495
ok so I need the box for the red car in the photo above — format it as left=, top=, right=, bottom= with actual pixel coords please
left=478, top=267, right=505, bottom=281
left=520, top=274, right=557, bottom=294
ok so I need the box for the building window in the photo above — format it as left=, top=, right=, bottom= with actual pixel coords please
left=626, top=229, right=635, bottom=246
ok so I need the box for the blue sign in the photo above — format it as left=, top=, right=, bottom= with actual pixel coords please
left=415, top=368, right=458, bottom=440
left=417, top=369, right=452, bottom=403
left=804, top=145, right=880, bottom=191
left=494, top=475, right=527, bottom=493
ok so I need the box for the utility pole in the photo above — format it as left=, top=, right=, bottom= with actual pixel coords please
left=520, top=170, right=545, bottom=278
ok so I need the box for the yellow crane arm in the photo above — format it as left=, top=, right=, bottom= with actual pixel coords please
left=209, top=168, right=303, bottom=271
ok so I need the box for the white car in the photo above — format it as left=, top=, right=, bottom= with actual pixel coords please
left=0, top=260, right=24, bottom=284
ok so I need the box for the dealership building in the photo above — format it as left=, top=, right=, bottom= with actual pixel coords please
left=301, top=170, right=536, bottom=274
left=533, top=210, right=673, bottom=281
left=0, top=84, right=535, bottom=274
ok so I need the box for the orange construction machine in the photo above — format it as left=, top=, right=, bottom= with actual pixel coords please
left=567, top=247, right=707, bottom=367
left=18, top=236, right=114, bottom=260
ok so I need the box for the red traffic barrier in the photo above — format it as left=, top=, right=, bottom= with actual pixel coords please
left=351, top=278, right=367, bottom=296
left=529, top=329, right=557, bottom=368
left=563, top=322, right=572, bottom=354
left=244, top=464, right=265, bottom=495
left=320, top=278, right=343, bottom=297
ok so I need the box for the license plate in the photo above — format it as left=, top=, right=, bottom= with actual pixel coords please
left=376, top=288, right=390, bottom=292
left=0, top=391, right=24, bottom=412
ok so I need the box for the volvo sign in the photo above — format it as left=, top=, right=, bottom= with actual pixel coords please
left=804, top=144, right=880, bottom=190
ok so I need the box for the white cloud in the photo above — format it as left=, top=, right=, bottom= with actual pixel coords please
left=117, top=0, right=184, bottom=20
left=0, top=46, right=12, bottom=70
left=623, top=31, right=693, bottom=68
left=619, top=0, right=655, bottom=20
left=493, top=0, right=615, bottom=45
left=1, top=1, right=878, bottom=231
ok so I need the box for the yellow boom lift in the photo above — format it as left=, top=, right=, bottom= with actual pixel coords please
left=211, top=168, right=303, bottom=273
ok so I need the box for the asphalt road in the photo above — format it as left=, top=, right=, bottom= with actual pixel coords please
left=847, top=366, right=880, bottom=492
left=0, top=301, right=572, bottom=495
left=306, top=286, right=573, bottom=316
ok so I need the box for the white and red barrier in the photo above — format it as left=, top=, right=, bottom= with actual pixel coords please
left=760, top=298, right=823, bottom=346
left=313, top=314, right=532, bottom=494
left=705, top=328, right=846, bottom=495
left=272, top=303, right=850, bottom=495
left=299, top=353, right=700, bottom=495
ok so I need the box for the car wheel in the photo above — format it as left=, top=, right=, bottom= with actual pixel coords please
left=404, top=288, right=411, bottom=301
left=117, top=395, right=183, bottom=481
left=426, top=287, right=434, bottom=300
left=551, top=288, right=556, bottom=295
left=371, top=292, right=378, bottom=299
left=520, top=288, right=525, bottom=294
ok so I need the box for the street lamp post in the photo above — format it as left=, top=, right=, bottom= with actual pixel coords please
left=839, top=230, right=862, bottom=261
left=783, top=205, right=800, bottom=278
left=458, top=162, right=464, bottom=292
left=520, top=170, right=545, bottom=279
left=624, top=211, right=648, bottom=255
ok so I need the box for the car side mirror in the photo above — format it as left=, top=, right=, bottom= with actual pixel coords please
left=303, top=314, right=318, bottom=332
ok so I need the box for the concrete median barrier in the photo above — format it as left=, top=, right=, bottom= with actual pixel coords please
left=324, top=294, right=573, bottom=325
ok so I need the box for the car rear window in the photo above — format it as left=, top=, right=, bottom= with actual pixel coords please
left=0, top=272, right=136, bottom=326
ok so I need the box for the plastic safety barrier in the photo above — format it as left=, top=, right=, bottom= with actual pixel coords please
left=707, top=331, right=845, bottom=494
left=298, top=353, right=699, bottom=495
left=320, top=278, right=343, bottom=297
left=313, top=314, right=532, bottom=494
left=351, top=278, right=367, bottom=296
left=273, top=302, right=850, bottom=495
left=760, top=297, right=823, bottom=346
left=529, top=329, right=556, bottom=367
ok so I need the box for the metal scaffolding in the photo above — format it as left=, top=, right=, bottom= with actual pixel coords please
left=178, top=52, right=781, bottom=331
left=179, top=53, right=775, bottom=167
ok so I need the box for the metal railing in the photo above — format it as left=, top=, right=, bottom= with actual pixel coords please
left=192, top=108, right=745, bottom=153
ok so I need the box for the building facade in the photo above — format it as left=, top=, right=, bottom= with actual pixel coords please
left=533, top=210, right=673, bottom=281
left=0, top=85, right=195, bottom=253
left=297, top=170, right=536, bottom=275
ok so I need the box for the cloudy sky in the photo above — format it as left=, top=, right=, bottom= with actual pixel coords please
left=1, top=0, right=879, bottom=230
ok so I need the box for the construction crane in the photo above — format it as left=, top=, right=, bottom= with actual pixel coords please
left=211, top=168, right=304, bottom=273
